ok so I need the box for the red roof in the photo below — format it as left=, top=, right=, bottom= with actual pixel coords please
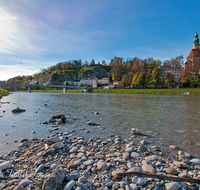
left=187, top=49, right=200, bottom=58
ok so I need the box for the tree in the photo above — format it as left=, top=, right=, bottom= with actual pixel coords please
left=132, top=72, right=139, bottom=87
left=137, top=72, right=146, bottom=88
left=180, top=67, right=192, bottom=87
left=165, top=73, right=175, bottom=88
left=121, top=75, right=128, bottom=88
left=102, top=60, right=106, bottom=65
left=150, top=68, right=162, bottom=88
left=90, top=59, right=95, bottom=66
left=145, top=71, right=152, bottom=86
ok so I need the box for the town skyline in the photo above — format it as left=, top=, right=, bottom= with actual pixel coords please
left=0, top=0, right=200, bottom=80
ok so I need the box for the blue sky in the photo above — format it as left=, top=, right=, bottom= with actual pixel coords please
left=0, top=0, right=200, bottom=80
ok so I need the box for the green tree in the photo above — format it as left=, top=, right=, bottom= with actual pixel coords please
left=150, top=68, right=162, bottom=88
left=137, top=72, right=146, bottom=88
left=165, top=73, right=175, bottom=88
left=132, top=72, right=139, bottom=88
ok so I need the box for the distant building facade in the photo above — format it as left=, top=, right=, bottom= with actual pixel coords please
left=161, top=67, right=181, bottom=83
left=110, top=56, right=122, bottom=65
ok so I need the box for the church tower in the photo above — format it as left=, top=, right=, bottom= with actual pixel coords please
left=184, top=31, right=200, bottom=69
left=192, top=31, right=200, bottom=49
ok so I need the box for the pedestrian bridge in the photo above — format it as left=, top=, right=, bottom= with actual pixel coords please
left=0, top=83, right=83, bottom=93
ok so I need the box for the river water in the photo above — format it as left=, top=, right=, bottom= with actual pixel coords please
left=0, top=92, right=200, bottom=157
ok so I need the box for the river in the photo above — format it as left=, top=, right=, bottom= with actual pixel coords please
left=0, top=92, right=200, bottom=157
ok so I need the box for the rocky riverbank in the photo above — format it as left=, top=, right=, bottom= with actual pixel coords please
left=0, top=124, right=200, bottom=189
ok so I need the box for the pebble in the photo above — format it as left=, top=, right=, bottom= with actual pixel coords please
left=165, top=182, right=180, bottom=190
left=0, top=126, right=199, bottom=190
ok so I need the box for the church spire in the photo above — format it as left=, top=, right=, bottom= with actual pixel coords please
left=193, top=31, right=200, bottom=49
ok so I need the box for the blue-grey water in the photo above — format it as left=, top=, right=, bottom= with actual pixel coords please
left=0, top=92, right=200, bottom=157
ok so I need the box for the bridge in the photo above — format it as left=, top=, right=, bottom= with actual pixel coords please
left=0, top=83, right=83, bottom=93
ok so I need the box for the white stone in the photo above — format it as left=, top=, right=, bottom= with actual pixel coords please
left=129, top=183, right=138, bottom=190
left=50, top=163, right=58, bottom=170
left=131, top=152, right=140, bottom=159
left=131, top=128, right=142, bottom=135
left=190, top=158, right=200, bottom=165
left=0, top=161, right=12, bottom=170
left=112, top=169, right=124, bottom=177
left=142, top=164, right=155, bottom=174
left=165, top=182, right=180, bottom=190
left=123, top=153, right=130, bottom=160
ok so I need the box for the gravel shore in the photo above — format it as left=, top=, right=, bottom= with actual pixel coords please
left=0, top=119, right=200, bottom=190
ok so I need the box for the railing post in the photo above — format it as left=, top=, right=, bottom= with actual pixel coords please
left=63, top=87, right=66, bottom=93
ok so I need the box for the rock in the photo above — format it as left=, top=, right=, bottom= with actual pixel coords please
left=52, top=142, right=65, bottom=149
left=18, top=142, right=29, bottom=148
left=83, top=159, right=94, bottom=166
left=132, top=177, right=146, bottom=186
left=145, top=155, right=158, bottom=162
left=127, top=167, right=141, bottom=172
left=0, top=161, right=12, bottom=170
left=42, top=121, right=48, bottom=124
left=165, top=182, right=180, bottom=190
left=169, top=145, right=179, bottom=150
left=127, top=162, right=136, bottom=168
left=12, top=107, right=26, bottom=113
left=131, top=128, right=142, bottom=135
left=123, top=152, right=130, bottom=160
left=87, top=121, right=99, bottom=125
left=129, top=183, right=138, bottom=190
left=94, top=112, right=99, bottom=115
left=47, top=136, right=60, bottom=143
left=64, top=180, right=75, bottom=190
left=190, top=158, right=200, bottom=165
left=35, top=164, right=44, bottom=173
left=66, top=171, right=80, bottom=181
left=125, top=147, right=134, bottom=153
left=97, top=160, right=108, bottom=171
left=52, top=114, right=66, bottom=122
left=18, top=179, right=32, bottom=187
left=142, top=164, right=155, bottom=174
left=138, top=145, right=147, bottom=153
left=50, top=163, right=58, bottom=170
left=49, top=118, right=56, bottom=123
left=42, top=169, right=66, bottom=189
left=69, top=147, right=78, bottom=153
left=112, top=169, right=124, bottom=177
left=131, top=152, right=140, bottom=159
left=166, top=167, right=178, bottom=175
left=173, top=161, right=187, bottom=168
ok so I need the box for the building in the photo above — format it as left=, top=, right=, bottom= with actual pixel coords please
left=184, top=31, right=200, bottom=70
left=98, top=77, right=109, bottom=85
left=110, top=56, right=122, bottom=65
left=161, top=67, right=181, bottom=83
left=78, top=77, right=98, bottom=87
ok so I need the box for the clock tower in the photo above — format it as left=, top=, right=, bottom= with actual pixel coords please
left=192, top=31, right=200, bottom=49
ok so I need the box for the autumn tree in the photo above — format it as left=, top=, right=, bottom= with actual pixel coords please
left=137, top=72, right=146, bottom=88
left=165, top=73, right=175, bottom=88
left=150, top=68, right=162, bottom=88
left=180, top=67, right=192, bottom=87
left=132, top=72, right=139, bottom=88
left=145, top=71, right=152, bottom=86
left=121, top=75, right=128, bottom=88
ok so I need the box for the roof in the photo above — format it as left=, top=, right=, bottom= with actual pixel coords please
left=187, top=49, right=200, bottom=59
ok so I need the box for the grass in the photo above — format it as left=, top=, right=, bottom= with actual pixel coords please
left=13, top=88, right=200, bottom=95
left=0, top=88, right=9, bottom=99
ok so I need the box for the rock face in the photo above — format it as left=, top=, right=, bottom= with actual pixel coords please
left=79, top=66, right=109, bottom=80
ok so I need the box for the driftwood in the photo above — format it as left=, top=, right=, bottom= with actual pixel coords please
left=113, top=171, right=200, bottom=184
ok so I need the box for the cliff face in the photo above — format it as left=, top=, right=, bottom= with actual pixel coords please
left=34, top=66, right=110, bottom=84
left=79, top=66, right=109, bottom=79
